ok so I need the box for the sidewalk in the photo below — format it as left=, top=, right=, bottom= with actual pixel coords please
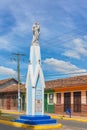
left=0, top=109, right=25, bottom=115
left=48, top=113, right=87, bottom=122
left=1, top=109, right=87, bottom=122
left=0, top=110, right=62, bottom=129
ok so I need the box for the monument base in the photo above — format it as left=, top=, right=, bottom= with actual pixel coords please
left=14, top=115, right=56, bottom=125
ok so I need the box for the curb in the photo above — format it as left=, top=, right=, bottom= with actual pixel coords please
left=2, top=111, right=25, bottom=115
left=0, top=119, right=62, bottom=129
left=1, top=110, right=87, bottom=123
left=51, top=115, right=87, bottom=123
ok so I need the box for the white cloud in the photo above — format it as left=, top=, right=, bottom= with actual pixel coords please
left=0, top=66, right=17, bottom=76
left=0, top=38, right=9, bottom=50
left=83, top=35, right=87, bottom=39
left=6, top=1, right=49, bottom=35
left=73, top=38, right=87, bottom=55
left=63, top=51, right=80, bottom=59
left=0, top=36, right=17, bottom=51
left=63, top=38, right=87, bottom=59
left=44, top=58, right=87, bottom=75
left=0, top=0, right=50, bottom=51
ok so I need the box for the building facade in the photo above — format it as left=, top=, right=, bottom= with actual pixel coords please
left=45, top=75, right=87, bottom=116
left=0, top=75, right=87, bottom=116
left=0, top=78, right=25, bottom=111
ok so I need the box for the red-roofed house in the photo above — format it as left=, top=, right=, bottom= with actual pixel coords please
left=0, top=78, right=25, bottom=111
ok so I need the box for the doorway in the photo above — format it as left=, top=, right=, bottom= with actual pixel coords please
left=64, top=92, right=71, bottom=112
left=44, top=94, right=47, bottom=112
left=74, top=92, right=81, bottom=112
left=6, top=96, right=11, bottom=110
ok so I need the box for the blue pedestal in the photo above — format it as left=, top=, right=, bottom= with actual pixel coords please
left=14, top=115, right=56, bottom=125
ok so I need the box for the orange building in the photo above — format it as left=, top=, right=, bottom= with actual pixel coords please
left=45, top=75, right=87, bottom=116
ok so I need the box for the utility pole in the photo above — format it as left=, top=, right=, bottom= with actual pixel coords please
left=12, top=53, right=25, bottom=112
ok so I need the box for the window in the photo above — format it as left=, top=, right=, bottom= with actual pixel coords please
left=49, top=93, right=54, bottom=104
left=56, top=93, right=61, bottom=104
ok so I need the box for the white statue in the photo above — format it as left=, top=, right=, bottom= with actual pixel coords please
left=32, top=22, right=40, bottom=45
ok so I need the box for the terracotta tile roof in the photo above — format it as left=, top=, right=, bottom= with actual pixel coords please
left=1, top=75, right=87, bottom=92
left=0, top=84, right=25, bottom=92
left=45, top=75, right=87, bottom=89
left=0, top=78, right=18, bottom=85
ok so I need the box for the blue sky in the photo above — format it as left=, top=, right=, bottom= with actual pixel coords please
left=0, top=0, right=87, bottom=82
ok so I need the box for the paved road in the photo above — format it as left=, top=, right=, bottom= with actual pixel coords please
left=60, top=125, right=87, bottom=130
left=57, top=119, right=87, bottom=130
left=0, top=123, right=26, bottom=130
left=0, top=119, right=87, bottom=130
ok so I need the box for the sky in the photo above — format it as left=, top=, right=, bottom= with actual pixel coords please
left=0, top=0, right=87, bottom=82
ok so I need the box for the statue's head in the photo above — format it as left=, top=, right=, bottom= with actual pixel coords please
left=35, top=22, right=38, bottom=24
left=34, top=22, right=39, bottom=26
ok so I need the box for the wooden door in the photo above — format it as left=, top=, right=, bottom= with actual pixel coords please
left=64, top=92, right=71, bottom=112
left=6, top=96, right=11, bottom=110
left=74, top=92, right=81, bottom=112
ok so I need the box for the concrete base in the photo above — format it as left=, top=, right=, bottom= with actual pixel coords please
left=15, top=115, right=56, bottom=125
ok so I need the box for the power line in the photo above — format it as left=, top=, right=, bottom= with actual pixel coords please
left=44, top=70, right=87, bottom=76
left=43, top=69, right=87, bottom=81
left=41, top=22, right=87, bottom=44
left=40, top=27, right=87, bottom=52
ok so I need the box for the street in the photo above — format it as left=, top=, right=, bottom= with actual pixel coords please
left=0, top=123, right=26, bottom=130
left=0, top=119, right=87, bottom=130
left=60, top=125, right=87, bottom=130
left=57, top=119, right=87, bottom=130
